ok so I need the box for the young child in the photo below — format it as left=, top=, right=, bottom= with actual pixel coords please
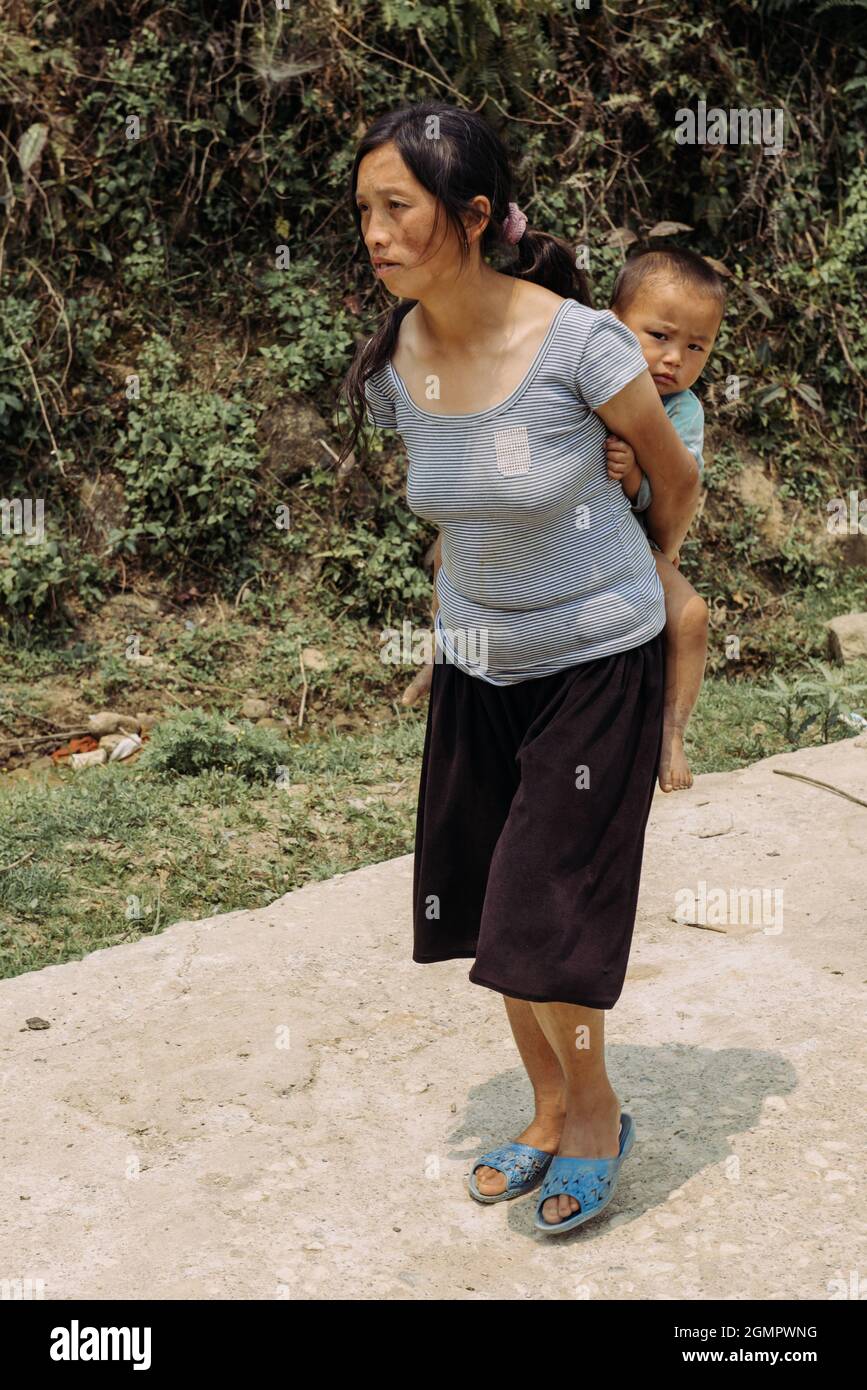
left=605, top=246, right=725, bottom=792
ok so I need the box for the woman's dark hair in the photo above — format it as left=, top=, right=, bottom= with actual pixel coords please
left=337, top=102, right=593, bottom=464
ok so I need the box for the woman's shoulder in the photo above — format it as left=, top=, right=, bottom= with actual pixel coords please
left=390, top=304, right=420, bottom=379
left=560, top=299, right=621, bottom=329
left=516, top=280, right=567, bottom=316
left=558, top=301, right=645, bottom=357
left=545, top=299, right=625, bottom=362
left=365, top=357, right=394, bottom=396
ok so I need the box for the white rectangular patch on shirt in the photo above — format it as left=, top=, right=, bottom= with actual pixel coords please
left=494, top=425, right=531, bottom=476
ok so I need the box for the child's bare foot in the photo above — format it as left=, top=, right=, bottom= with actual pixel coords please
left=658, top=720, right=693, bottom=792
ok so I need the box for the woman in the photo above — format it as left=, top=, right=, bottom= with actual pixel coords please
left=338, top=104, right=699, bottom=1233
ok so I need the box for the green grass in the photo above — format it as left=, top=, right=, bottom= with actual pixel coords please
left=1, top=658, right=865, bottom=980
left=2, top=535, right=865, bottom=981
left=0, top=714, right=426, bottom=979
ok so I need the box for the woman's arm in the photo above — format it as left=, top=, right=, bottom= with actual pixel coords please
left=431, top=531, right=442, bottom=622
left=594, top=371, right=701, bottom=560
left=401, top=532, right=441, bottom=707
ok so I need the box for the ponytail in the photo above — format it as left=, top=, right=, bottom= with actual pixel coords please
left=513, top=225, right=593, bottom=309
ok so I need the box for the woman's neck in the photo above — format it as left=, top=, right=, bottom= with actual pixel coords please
left=412, top=263, right=521, bottom=352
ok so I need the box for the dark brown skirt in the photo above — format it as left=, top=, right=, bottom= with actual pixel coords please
left=412, top=631, right=665, bottom=1008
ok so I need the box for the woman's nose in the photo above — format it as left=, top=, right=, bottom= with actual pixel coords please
left=364, top=210, right=388, bottom=252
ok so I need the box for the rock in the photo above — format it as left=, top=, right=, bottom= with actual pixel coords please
left=98, top=734, right=126, bottom=751
left=79, top=474, right=128, bottom=546
left=255, top=398, right=330, bottom=483
left=99, top=593, right=162, bottom=621
left=735, top=463, right=786, bottom=547
left=24, top=756, right=57, bottom=777
left=301, top=647, right=328, bottom=671
left=25, top=1017, right=50, bottom=1030
left=256, top=718, right=287, bottom=732
left=70, top=748, right=108, bottom=769
left=135, top=713, right=158, bottom=731
left=241, top=698, right=270, bottom=719
left=109, top=734, right=143, bottom=762
left=87, top=711, right=141, bottom=736
left=828, top=530, right=867, bottom=570
left=826, top=613, right=867, bottom=664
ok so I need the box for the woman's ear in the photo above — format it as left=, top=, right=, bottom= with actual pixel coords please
left=464, top=195, right=491, bottom=245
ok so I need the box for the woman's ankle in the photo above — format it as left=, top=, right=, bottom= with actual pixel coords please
left=532, top=1089, right=567, bottom=1121
left=562, top=1082, right=619, bottom=1114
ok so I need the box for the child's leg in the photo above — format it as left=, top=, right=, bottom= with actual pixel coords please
left=653, top=552, right=709, bottom=791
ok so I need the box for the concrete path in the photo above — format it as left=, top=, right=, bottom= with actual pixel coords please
left=2, top=734, right=865, bottom=1301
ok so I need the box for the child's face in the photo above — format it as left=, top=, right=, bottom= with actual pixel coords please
left=616, top=279, right=723, bottom=396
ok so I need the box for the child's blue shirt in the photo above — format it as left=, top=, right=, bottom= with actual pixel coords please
left=630, top=387, right=705, bottom=518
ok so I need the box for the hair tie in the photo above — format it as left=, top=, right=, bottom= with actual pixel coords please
left=501, top=201, right=528, bottom=245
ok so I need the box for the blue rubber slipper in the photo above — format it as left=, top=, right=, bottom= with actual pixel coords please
left=533, top=1111, right=635, bottom=1234
left=468, top=1141, right=556, bottom=1203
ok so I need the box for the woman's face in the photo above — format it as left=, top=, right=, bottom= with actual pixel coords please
left=355, top=141, right=484, bottom=297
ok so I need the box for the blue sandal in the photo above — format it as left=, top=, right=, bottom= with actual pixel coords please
left=468, top=1141, right=556, bottom=1203
left=533, top=1111, right=635, bottom=1234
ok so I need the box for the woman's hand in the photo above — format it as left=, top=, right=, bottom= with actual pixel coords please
left=401, top=662, right=433, bottom=705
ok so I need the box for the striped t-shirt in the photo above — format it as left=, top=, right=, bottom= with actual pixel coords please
left=364, top=297, right=667, bottom=685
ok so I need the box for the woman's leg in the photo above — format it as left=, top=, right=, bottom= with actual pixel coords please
left=472, top=996, right=567, bottom=1196
left=654, top=553, right=710, bottom=791
left=530, top=1001, right=621, bottom=1225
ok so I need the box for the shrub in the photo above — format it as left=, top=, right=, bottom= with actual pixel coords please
left=139, top=708, right=292, bottom=783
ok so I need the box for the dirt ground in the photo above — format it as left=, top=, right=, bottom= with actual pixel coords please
left=1, top=732, right=864, bottom=1300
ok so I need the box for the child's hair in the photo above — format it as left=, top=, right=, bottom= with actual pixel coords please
left=611, top=246, right=727, bottom=317
left=338, top=102, right=593, bottom=464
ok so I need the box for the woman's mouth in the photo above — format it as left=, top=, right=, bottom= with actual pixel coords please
left=374, top=260, right=400, bottom=275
